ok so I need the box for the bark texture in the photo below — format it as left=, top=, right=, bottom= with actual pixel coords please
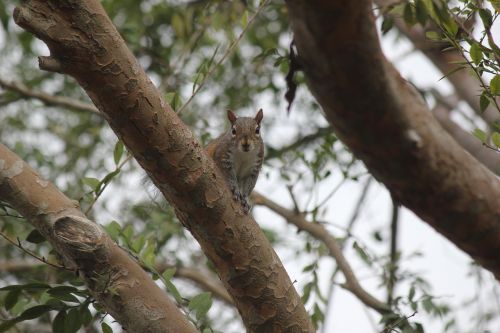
left=0, top=143, right=197, bottom=333
left=285, top=1, right=500, bottom=278
left=13, top=1, right=313, bottom=332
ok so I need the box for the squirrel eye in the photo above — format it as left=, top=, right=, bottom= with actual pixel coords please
left=231, top=127, right=236, bottom=136
left=255, top=126, right=260, bottom=135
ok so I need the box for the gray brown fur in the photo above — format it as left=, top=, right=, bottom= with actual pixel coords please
left=205, top=109, right=264, bottom=213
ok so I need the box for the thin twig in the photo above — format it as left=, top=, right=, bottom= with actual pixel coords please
left=0, top=77, right=101, bottom=115
left=387, top=198, right=400, bottom=305
left=0, top=231, right=71, bottom=271
left=380, top=311, right=417, bottom=333
left=84, top=154, right=133, bottom=214
left=176, top=0, right=271, bottom=114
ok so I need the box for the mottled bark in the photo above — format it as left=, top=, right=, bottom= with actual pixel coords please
left=13, top=1, right=313, bottom=332
left=285, top=1, right=500, bottom=278
left=0, top=144, right=197, bottom=333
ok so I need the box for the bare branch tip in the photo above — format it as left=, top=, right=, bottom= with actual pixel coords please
left=12, top=6, right=28, bottom=27
left=39, top=56, right=63, bottom=73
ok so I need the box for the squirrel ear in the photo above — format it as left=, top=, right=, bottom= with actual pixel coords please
left=254, top=108, right=263, bottom=124
left=227, top=110, right=237, bottom=124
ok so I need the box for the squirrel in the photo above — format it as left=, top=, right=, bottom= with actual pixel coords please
left=206, top=109, right=264, bottom=213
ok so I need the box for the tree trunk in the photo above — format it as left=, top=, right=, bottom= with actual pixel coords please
left=285, top=0, right=500, bottom=279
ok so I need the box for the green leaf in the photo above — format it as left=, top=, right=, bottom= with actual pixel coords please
left=113, top=141, right=125, bottom=165
left=171, top=14, right=185, bottom=37
left=302, top=263, right=316, bottom=273
left=422, top=296, right=434, bottom=313
left=492, top=132, right=500, bottom=148
left=0, top=283, right=50, bottom=292
left=19, top=304, right=53, bottom=320
left=131, top=235, right=146, bottom=253
left=162, top=267, right=177, bottom=281
left=102, top=322, right=113, bottom=333
left=470, top=43, right=483, bottom=65
left=403, top=4, right=416, bottom=26
left=381, top=17, right=394, bottom=35
left=47, top=288, right=80, bottom=304
left=425, top=31, right=440, bottom=40
left=408, top=286, right=416, bottom=302
left=241, top=10, right=248, bottom=27
left=301, top=282, right=313, bottom=304
left=480, top=92, right=490, bottom=113
left=165, top=92, right=182, bottom=111
left=105, top=220, right=122, bottom=240
left=141, top=242, right=156, bottom=267
left=165, top=280, right=183, bottom=304
left=52, top=310, right=66, bottom=333
left=64, top=308, right=82, bottom=333
left=80, top=306, right=93, bottom=326
left=4, top=289, right=21, bottom=311
left=25, top=229, right=46, bottom=244
left=82, top=177, right=101, bottom=192
left=472, top=128, right=487, bottom=143
left=352, top=241, right=372, bottom=266
left=479, top=8, right=493, bottom=29
left=188, top=292, right=212, bottom=320
left=415, top=0, right=428, bottom=25
left=490, top=75, right=500, bottom=95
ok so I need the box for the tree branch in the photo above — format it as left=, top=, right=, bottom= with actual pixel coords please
left=0, top=143, right=197, bottom=333
left=13, top=1, right=313, bottom=331
left=387, top=199, right=399, bottom=306
left=176, top=267, right=234, bottom=306
left=432, top=103, right=500, bottom=175
left=0, top=77, right=101, bottom=116
left=374, top=0, right=500, bottom=127
left=285, top=0, right=500, bottom=279
left=252, top=192, right=391, bottom=314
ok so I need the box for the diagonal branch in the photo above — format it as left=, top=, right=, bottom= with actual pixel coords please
left=432, top=103, right=500, bottom=175
left=285, top=0, right=500, bottom=279
left=0, top=143, right=197, bottom=333
left=252, top=192, right=391, bottom=314
left=13, top=1, right=313, bottom=331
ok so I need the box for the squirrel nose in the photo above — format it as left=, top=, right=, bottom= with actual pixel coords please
left=242, top=143, right=250, bottom=151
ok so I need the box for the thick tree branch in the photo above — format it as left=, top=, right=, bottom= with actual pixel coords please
left=13, top=1, right=313, bottom=331
left=285, top=1, right=500, bottom=279
left=0, top=77, right=101, bottom=115
left=252, top=192, right=391, bottom=314
left=0, top=143, right=197, bottom=333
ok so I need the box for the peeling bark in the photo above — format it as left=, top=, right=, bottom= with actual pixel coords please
left=0, top=143, right=197, bottom=333
left=13, top=1, right=313, bottom=331
left=285, top=1, right=500, bottom=279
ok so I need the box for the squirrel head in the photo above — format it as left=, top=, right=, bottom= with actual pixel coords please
left=227, top=109, right=263, bottom=153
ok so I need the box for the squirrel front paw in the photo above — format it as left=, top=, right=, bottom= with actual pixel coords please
left=240, top=197, right=251, bottom=214
left=230, top=188, right=251, bottom=214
